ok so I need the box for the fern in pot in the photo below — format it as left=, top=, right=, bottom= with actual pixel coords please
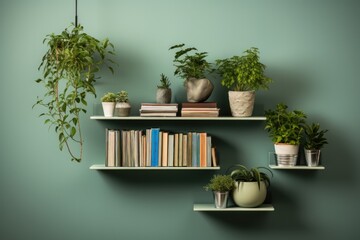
left=169, top=43, right=213, bottom=102
left=156, top=73, right=172, bottom=103
left=303, top=123, right=328, bottom=166
left=204, top=174, right=235, bottom=208
left=114, top=90, right=131, bottom=117
left=215, top=47, right=272, bottom=117
left=265, top=103, right=307, bottom=166
left=101, top=92, right=117, bottom=117
left=33, top=24, right=115, bottom=162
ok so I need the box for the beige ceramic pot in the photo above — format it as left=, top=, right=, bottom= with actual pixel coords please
left=228, top=90, right=255, bottom=117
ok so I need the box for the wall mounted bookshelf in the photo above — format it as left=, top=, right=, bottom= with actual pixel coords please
left=193, top=203, right=274, bottom=212
left=269, top=165, right=325, bottom=170
left=90, top=164, right=220, bottom=170
left=90, top=116, right=266, bottom=121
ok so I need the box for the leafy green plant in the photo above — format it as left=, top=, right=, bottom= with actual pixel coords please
left=157, top=73, right=171, bottom=89
left=228, top=165, right=272, bottom=190
left=169, top=43, right=212, bottom=82
left=116, top=90, right=129, bottom=102
left=101, top=92, right=117, bottom=102
left=215, top=47, right=272, bottom=91
left=204, top=174, right=235, bottom=192
left=304, top=123, right=328, bottom=150
left=265, top=103, right=307, bottom=145
left=33, top=23, right=116, bottom=162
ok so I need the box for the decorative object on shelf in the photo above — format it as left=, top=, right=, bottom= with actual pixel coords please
left=215, top=47, right=272, bottom=117
left=204, top=174, right=235, bottom=208
left=169, top=43, right=213, bottom=102
left=265, top=103, right=307, bottom=166
left=101, top=92, right=117, bottom=117
left=156, top=73, right=172, bottom=104
left=229, top=165, right=272, bottom=208
left=303, top=123, right=328, bottom=167
left=33, top=23, right=116, bottom=162
left=114, top=91, right=131, bottom=117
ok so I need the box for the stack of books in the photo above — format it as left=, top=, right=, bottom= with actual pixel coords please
left=140, top=103, right=178, bottom=117
left=181, top=102, right=220, bottom=117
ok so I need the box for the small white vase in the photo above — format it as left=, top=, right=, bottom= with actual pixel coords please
left=102, top=102, right=115, bottom=117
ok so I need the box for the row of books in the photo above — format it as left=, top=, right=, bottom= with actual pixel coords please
left=105, top=128, right=218, bottom=167
left=138, top=102, right=219, bottom=117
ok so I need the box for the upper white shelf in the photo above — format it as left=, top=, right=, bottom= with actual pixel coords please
left=90, top=164, right=220, bottom=170
left=90, top=116, right=266, bottom=121
left=269, top=165, right=325, bottom=170
left=193, top=203, right=274, bottom=212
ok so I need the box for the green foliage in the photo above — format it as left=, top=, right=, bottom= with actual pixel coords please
left=157, top=73, right=171, bottom=89
left=116, top=90, right=129, bottom=102
left=204, top=174, right=235, bottom=192
left=169, top=43, right=212, bottom=81
left=265, top=103, right=307, bottom=145
left=228, top=165, right=273, bottom=190
left=101, top=92, right=117, bottom=102
left=215, top=47, right=272, bottom=91
left=33, top=23, right=116, bottom=162
left=304, top=123, right=328, bottom=150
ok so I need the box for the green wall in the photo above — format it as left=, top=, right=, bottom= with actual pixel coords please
left=1, top=0, right=359, bottom=239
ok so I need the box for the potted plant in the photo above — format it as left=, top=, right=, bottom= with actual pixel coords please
left=229, top=165, right=272, bottom=208
left=33, top=24, right=115, bottom=162
left=101, top=92, right=117, bottom=117
left=303, top=123, right=328, bottom=166
left=265, top=103, right=307, bottom=166
left=169, top=43, right=213, bottom=102
left=204, top=174, right=235, bottom=208
left=114, top=90, right=131, bottom=117
left=156, top=73, right=172, bottom=104
left=215, top=47, right=272, bottom=117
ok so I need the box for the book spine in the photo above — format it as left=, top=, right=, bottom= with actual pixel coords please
left=151, top=128, right=160, bottom=167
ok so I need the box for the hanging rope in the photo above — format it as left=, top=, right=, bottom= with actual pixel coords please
left=75, top=0, right=78, bottom=26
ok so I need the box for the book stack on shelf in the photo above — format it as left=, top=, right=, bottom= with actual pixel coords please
left=139, top=103, right=178, bottom=117
left=105, top=128, right=218, bottom=168
left=181, top=102, right=220, bottom=117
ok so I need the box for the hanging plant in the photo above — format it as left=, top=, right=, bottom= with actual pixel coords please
left=33, top=23, right=116, bottom=162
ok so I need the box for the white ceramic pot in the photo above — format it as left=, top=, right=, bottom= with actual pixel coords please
left=102, top=102, right=115, bottom=117
left=228, top=90, right=255, bottom=117
left=232, top=181, right=267, bottom=207
left=274, top=143, right=299, bottom=166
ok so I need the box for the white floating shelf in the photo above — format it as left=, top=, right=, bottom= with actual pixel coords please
left=193, top=203, right=274, bottom=212
left=90, top=164, right=220, bottom=170
left=269, top=165, right=325, bottom=170
left=90, top=116, right=266, bottom=121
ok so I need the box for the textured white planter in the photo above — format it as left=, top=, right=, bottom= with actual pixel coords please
left=228, top=91, right=255, bottom=117
left=114, top=102, right=131, bottom=117
left=232, top=181, right=267, bottom=207
left=274, top=143, right=299, bottom=166
left=102, top=102, right=115, bottom=117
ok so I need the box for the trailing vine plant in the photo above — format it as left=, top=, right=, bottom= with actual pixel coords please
left=33, top=24, right=116, bottom=162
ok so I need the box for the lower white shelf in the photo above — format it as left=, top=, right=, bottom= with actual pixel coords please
left=269, top=165, right=325, bottom=170
left=193, top=203, right=274, bottom=212
left=90, top=164, right=220, bottom=170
